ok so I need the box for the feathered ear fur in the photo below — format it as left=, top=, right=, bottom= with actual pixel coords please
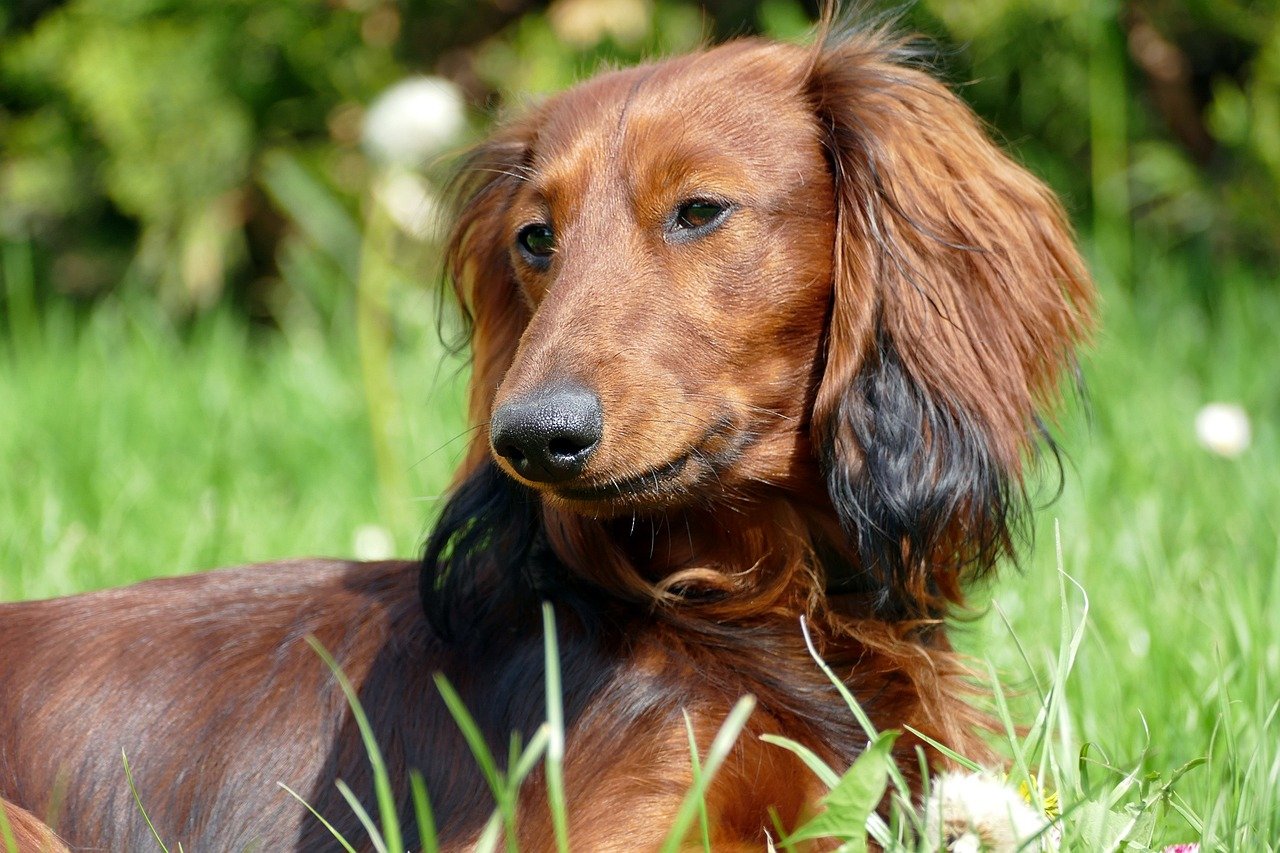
left=805, top=30, right=1094, bottom=619
left=424, top=121, right=548, bottom=640
left=420, top=459, right=548, bottom=642
left=443, top=121, right=538, bottom=480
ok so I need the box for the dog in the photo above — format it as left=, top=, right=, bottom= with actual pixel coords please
left=0, top=16, right=1093, bottom=851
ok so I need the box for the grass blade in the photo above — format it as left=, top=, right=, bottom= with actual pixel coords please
left=306, top=637, right=404, bottom=853
left=541, top=603, right=571, bottom=853
left=473, top=812, right=503, bottom=853
left=510, top=724, right=550, bottom=784
left=784, top=731, right=899, bottom=850
left=799, top=617, right=912, bottom=799
left=434, top=673, right=519, bottom=850
left=409, top=771, right=440, bottom=853
left=682, top=711, right=713, bottom=852
left=659, top=695, right=756, bottom=853
left=758, top=734, right=841, bottom=788
left=121, top=750, right=171, bottom=853
left=279, top=783, right=358, bottom=853
left=433, top=674, right=505, bottom=797
left=799, top=616, right=877, bottom=739
left=0, top=798, right=18, bottom=853
left=335, top=780, right=389, bottom=853
left=901, top=726, right=982, bottom=773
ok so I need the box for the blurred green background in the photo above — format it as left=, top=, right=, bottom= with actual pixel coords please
left=3, top=0, right=1278, bottom=316
left=3, top=0, right=1280, bottom=845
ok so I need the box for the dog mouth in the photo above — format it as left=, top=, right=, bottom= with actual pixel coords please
left=554, top=416, right=746, bottom=507
left=557, top=451, right=695, bottom=502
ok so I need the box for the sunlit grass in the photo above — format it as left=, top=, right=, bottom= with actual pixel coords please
left=957, top=249, right=1280, bottom=846
left=1, top=242, right=1277, bottom=847
left=0, top=292, right=467, bottom=600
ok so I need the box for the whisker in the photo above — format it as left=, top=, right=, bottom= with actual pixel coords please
left=411, top=423, right=485, bottom=469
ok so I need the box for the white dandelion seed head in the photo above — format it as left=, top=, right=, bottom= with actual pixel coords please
left=1194, top=402, right=1251, bottom=458
left=353, top=524, right=395, bottom=561
left=922, top=771, right=1056, bottom=852
left=362, top=77, right=466, bottom=168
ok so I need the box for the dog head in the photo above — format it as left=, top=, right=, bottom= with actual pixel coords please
left=437, top=24, right=1092, bottom=620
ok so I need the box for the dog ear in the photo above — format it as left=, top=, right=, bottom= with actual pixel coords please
left=421, top=125, right=535, bottom=640
left=444, top=121, right=538, bottom=480
left=420, top=459, right=546, bottom=641
left=805, top=30, right=1094, bottom=619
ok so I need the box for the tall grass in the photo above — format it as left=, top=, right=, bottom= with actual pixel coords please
left=0, top=289, right=468, bottom=601
left=2, top=239, right=1277, bottom=846
left=958, top=249, right=1280, bottom=846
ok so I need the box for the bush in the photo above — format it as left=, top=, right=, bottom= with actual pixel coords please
left=1, top=0, right=1276, bottom=319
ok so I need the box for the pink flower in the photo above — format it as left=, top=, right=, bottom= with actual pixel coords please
left=1162, top=845, right=1200, bottom=853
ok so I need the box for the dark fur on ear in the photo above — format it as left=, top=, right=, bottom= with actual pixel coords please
left=806, top=27, right=1094, bottom=619
left=422, top=118, right=550, bottom=642
left=821, top=327, right=1022, bottom=619
left=420, top=459, right=547, bottom=642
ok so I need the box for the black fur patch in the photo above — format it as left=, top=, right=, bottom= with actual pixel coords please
left=419, top=460, right=550, bottom=642
left=821, top=330, right=1025, bottom=619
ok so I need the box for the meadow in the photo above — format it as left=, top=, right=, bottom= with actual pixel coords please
left=3, top=0, right=1279, bottom=847
left=3, top=229, right=1278, bottom=848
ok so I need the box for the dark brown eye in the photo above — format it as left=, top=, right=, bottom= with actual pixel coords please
left=517, top=224, right=555, bottom=260
left=674, top=199, right=727, bottom=231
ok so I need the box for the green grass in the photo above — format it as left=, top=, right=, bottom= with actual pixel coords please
left=1, top=240, right=1278, bottom=848
left=0, top=292, right=468, bottom=600
left=959, top=247, right=1280, bottom=847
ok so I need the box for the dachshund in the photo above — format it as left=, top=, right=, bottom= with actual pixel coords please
left=0, top=16, right=1092, bottom=852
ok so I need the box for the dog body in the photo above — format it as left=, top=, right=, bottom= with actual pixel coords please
left=0, top=558, right=854, bottom=849
left=0, top=23, right=1092, bottom=851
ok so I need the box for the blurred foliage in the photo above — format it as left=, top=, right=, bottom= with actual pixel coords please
left=910, top=0, right=1280, bottom=279
left=1, top=0, right=1277, bottom=319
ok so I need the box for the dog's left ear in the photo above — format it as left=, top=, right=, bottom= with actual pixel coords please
left=805, top=32, right=1094, bottom=618
left=444, top=118, right=539, bottom=480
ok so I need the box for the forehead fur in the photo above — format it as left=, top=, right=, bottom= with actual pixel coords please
left=527, top=40, right=820, bottom=195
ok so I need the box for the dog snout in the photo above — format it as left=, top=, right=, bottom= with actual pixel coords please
left=490, top=384, right=604, bottom=483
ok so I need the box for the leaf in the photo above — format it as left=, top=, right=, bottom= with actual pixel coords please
left=1072, top=799, right=1155, bottom=850
left=784, top=731, right=900, bottom=850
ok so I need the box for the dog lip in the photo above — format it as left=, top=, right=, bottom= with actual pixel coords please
left=555, top=414, right=745, bottom=503
left=557, top=451, right=693, bottom=501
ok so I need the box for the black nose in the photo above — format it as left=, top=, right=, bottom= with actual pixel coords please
left=490, top=384, right=603, bottom=483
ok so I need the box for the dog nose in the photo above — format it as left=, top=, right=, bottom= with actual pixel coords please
left=490, top=384, right=603, bottom=483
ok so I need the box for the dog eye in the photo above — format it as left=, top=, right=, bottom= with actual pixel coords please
left=673, top=199, right=728, bottom=232
left=517, top=224, right=556, bottom=260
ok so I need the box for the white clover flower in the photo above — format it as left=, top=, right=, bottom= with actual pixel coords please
left=362, top=77, right=466, bottom=168
left=1194, top=402, right=1251, bottom=458
left=353, top=524, right=395, bottom=561
left=922, top=771, right=1057, bottom=852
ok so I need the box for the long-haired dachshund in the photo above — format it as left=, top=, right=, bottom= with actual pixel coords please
left=0, top=16, right=1093, bottom=852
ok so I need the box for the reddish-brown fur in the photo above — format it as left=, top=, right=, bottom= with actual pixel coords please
left=0, top=19, right=1091, bottom=852
left=1, top=799, right=68, bottom=852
